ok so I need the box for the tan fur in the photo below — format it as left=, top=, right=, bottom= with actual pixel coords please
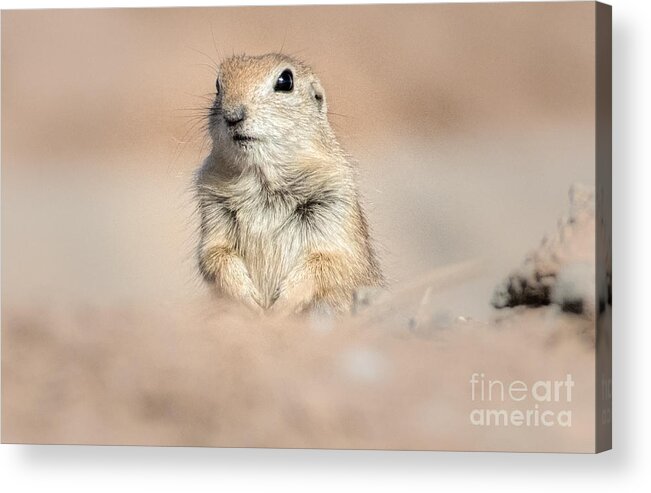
left=195, top=53, right=383, bottom=314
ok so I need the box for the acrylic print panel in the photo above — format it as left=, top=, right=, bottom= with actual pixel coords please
left=1, top=2, right=611, bottom=452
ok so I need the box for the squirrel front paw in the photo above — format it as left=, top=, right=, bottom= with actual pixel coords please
left=270, top=276, right=317, bottom=315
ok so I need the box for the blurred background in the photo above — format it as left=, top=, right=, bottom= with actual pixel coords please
left=2, top=3, right=595, bottom=317
left=1, top=4, right=598, bottom=450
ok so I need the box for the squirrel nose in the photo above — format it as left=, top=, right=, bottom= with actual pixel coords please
left=223, top=106, right=246, bottom=126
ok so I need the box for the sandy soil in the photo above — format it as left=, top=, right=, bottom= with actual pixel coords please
left=2, top=297, right=596, bottom=452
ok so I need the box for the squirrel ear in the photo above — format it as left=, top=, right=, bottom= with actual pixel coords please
left=310, top=81, right=326, bottom=113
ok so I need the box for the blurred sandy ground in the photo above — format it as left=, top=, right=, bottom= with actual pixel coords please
left=1, top=3, right=597, bottom=450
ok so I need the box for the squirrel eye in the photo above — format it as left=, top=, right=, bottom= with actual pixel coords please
left=215, top=78, right=221, bottom=95
left=274, top=69, right=293, bottom=92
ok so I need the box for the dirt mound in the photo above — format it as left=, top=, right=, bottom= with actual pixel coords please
left=492, top=185, right=596, bottom=316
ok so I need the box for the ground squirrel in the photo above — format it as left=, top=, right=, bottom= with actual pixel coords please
left=195, top=53, right=383, bottom=314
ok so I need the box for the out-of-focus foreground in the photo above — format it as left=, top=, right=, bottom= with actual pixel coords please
left=2, top=300, right=596, bottom=451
